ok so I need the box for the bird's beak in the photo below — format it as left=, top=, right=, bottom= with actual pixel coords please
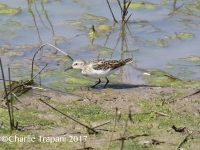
left=64, top=66, right=73, bottom=71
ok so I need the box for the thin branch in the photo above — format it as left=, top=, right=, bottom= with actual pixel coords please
left=173, top=89, right=200, bottom=102
left=168, top=3, right=184, bottom=16
left=0, top=58, right=13, bottom=130
left=8, top=66, right=15, bottom=128
left=152, top=111, right=170, bottom=117
left=106, top=0, right=118, bottom=22
left=38, top=98, right=98, bottom=134
left=177, top=134, right=191, bottom=150
left=31, top=43, right=73, bottom=78
left=11, top=92, right=22, bottom=103
left=3, top=64, right=47, bottom=99
left=125, top=13, right=132, bottom=23
left=29, top=63, right=47, bottom=82
left=93, top=121, right=110, bottom=129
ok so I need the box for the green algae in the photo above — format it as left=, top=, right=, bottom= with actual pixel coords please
left=64, top=20, right=83, bottom=26
left=65, top=76, right=94, bottom=85
left=5, top=51, right=23, bottom=57
left=40, top=0, right=49, bottom=3
left=87, top=25, right=105, bottom=39
left=164, top=35, right=175, bottom=40
left=0, top=3, right=7, bottom=8
left=99, top=49, right=113, bottom=56
left=82, top=13, right=108, bottom=24
left=97, top=25, right=115, bottom=31
left=83, top=44, right=113, bottom=51
left=185, top=3, right=200, bottom=12
left=77, top=25, right=87, bottom=30
left=143, top=68, right=200, bottom=88
left=143, top=69, right=183, bottom=87
left=129, top=2, right=158, bottom=10
left=15, top=44, right=39, bottom=49
left=179, top=55, right=200, bottom=62
left=156, top=38, right=168, bottom=47
left=0, top=4, right=21, bottom=15
left=4, top=19, right=21, bottom=27
left=12, top=61, right=24, bottom=67
left=52, top=35, right=66, bottom=41
left=160, top=0, right=170, bottom=5
left=165, top=32, right=194, bottom=40
left=1, top=44, right=10, bottom=49
left=177, top=32, right=194, bottom=39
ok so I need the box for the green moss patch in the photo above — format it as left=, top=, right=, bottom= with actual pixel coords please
left=0, top=3, right=21, bottom=15
left=129, top=2, right=158, bottom=10
left=82, top=13, right=108, bottom=24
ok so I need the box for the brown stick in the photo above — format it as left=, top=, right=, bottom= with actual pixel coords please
left=31, top=43, right=73, bottom=78
left=8, top=67, right=15, bottom=128
left=177, top=134, right=191, bottom=150
left=3, top=64, right=47, bottom=99
left=106, top=0, right=118, bottom=22
left=0, top=58, right=13, bottom=130
left=38, top=98, right=98, bottom=134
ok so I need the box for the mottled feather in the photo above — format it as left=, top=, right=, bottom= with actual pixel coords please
left=92, top=58, right=133, bottom=71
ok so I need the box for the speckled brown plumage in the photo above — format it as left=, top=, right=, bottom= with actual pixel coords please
left=93, top=58, right=133, bottom=71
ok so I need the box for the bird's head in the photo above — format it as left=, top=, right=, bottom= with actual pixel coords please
left=65, top=59, right=86, bottom=71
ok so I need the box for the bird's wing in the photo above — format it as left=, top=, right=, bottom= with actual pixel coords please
left=92, top=60, right=121, bottom=71
left=92, top=58, right=133, bottom=71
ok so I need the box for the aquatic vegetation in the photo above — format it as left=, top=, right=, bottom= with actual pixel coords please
left=0, top=3, right=21, bottom=15
left=180, top=55, right=200, bottom=62
left=1, top=44, right=10, bottom=49
left=160, top=0, right=170, bottom=5
left=83, top=44, right=113, bottom=51
left=157, top=38, right=168, bottom=47
left=177, top=32, right=194, bottom=39
left=87, top=25, right=105, bottom=39
left=82, top=13, right=108, bottom=24
left=65, top=76, right=94, bottom=85
left=40, top=0, right=49, bottom=3
left=165, top=32, right=194, bottom=40
left=129, top=2, right=158, bottom=10
left=64, top=20, right=83, bottom=26
left=5, top=51, right=23, bottom=57
left=12, top=61, right=24, bottom=67
left=52, top=36, right=66, bottom=41
left=77, top=25, right=87, bottom=30
left=0, top=3, right=7, bottom=8
left=99, top=49, right=113, bottom=56
left=97, top=25, right=115, bottom=31
left=185, top=3, right=200, bottom=12
left=143, top=68, right=183, bottom=87
left=15, top=44, right=39, bottom=49
left=4, top=19, right=21, bottom=27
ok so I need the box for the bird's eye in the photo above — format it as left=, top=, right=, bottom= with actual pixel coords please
left=74, top=63, right=78, bottom=65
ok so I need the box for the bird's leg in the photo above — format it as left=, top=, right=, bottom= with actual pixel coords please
left=103, top=78, right=109, bottom=88
left=91, top=78, right=101, bottom=88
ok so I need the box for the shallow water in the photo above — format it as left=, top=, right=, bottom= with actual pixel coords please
left=0, top=0, right=200, bottom=89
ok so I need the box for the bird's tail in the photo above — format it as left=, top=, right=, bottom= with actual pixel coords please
left=120, top=58, right=133, bottom=64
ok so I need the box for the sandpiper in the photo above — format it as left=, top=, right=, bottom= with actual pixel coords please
left=65, top=58, right=133, bottom=88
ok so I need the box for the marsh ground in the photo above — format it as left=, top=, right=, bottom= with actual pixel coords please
left=1, top=85, right=200, bottom=150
